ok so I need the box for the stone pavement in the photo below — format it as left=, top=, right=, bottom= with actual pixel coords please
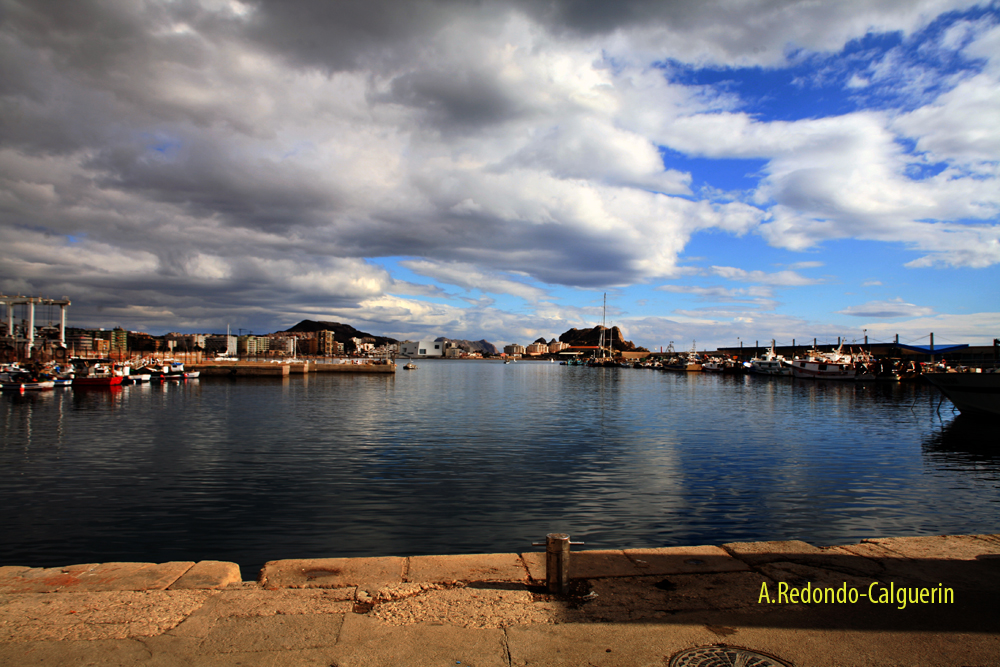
left=1, top=535, right=999, bottom=666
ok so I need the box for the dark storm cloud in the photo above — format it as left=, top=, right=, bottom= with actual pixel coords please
left=244, top=0, right=486, bottom=72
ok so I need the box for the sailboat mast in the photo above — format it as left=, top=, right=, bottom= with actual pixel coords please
left=600, top=293, right=606, bottom=359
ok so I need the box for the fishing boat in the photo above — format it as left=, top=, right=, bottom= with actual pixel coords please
left=749, top=341, right=791, bottom=376
left=403, top=361, right=417, bottom=370
left=925, top=371, right=1000, bottom=418
left=0, top=368, right=55, bottom=391
left=789, top=345, right=855, bottom=380
left=70, top=359, right=124, bottom=387
left=663, top=341, right=702, bottom=372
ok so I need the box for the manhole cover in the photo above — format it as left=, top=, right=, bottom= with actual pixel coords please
left=668, top=645, right=791, bottom=667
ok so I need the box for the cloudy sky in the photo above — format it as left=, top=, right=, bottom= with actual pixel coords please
left=1, top=0, right=998, bottom=350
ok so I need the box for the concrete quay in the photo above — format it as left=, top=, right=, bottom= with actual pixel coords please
left=187, top=361, right=396, bottom=376
left=1, top=534, right=999, bottom=666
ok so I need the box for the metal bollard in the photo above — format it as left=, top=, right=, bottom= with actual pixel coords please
left=532, top=533, right=584, bottom=595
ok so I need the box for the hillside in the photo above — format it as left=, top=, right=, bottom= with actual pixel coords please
left=283, top=320, right=398, bottom=347
left=558, top=326, right=639, bottom=352
left=435, top=337, right=499, bottom=355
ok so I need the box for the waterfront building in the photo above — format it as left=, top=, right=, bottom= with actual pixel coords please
left=504, top=344, right=526, bottom=356
left=94, top=327, right=128, bottom=353
left=268, top=335, right=297, bottom=355
left=165, top=333, right=206, bottom=351
left=526, top=343, right=548, bottom=356
left=317, top=330, right=340, bottom=355
left=204, top=334, right=237, bottom=356
left=297, top=337, right=318, bottom=355
left=400, top=340, right=444, bottom=358
left=549, top=341, right=570, bottom=354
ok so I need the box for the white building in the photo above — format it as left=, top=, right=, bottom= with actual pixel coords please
left=400, top=340, right=445, bottom=358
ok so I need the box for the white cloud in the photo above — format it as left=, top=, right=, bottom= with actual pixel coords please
left=709, top=266, right=820, bottom=286
left=837, top=297, right=935, bottom=318
left=399, top=259, right=549, bottom=301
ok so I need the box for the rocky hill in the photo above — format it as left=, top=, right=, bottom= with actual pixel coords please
left=558, top=326, right=639, bottom=352
left=435, top=337, right=499, bottom=355
left=283, top=320, right=398, bottom=347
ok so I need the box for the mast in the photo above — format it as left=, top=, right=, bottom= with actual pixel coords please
left=600, top=293, right=606, bottom=359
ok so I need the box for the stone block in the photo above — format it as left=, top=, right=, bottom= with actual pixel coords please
left=624, top=545, right=751, bottom=575
left=862, top=534, right=1000, bottom=561
left=405, top=553, right=528, bottom=583
left=721, top=540, right=823, bottom=566
left=169, top=560, right=242, bottom=590
left=259, top=557, right=404, bottom=590
left=72, top=561, right=194, bottom=591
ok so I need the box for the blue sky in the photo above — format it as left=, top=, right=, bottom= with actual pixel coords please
left=1, top=0, right=997, bottom=349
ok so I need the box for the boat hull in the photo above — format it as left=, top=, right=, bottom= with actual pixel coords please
left=1, top=381, right=55, bottom=391
left=74, top=376, right=124, bottom=387
left=750, top=360, right=791, bottom=376
left=925, top=372, right=1000, bottom=417
left=790, top=360, right=854, bottom=380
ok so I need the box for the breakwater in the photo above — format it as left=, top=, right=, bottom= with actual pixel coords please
left=187, top=361, right=396, bottom=376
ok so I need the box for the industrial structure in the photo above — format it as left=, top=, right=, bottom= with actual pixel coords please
left=0, top=294, right=71, bottom=361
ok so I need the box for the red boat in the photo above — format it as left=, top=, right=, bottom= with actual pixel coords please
left=69, top=358, right=125, bottom=387
left=73, top=375, right=124, bottom=387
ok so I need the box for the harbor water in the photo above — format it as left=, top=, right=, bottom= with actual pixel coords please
left=1, top=360, right=997, bottom=576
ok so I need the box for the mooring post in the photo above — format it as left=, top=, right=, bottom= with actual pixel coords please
left=546, top=533, right=570, bottom=594
left=532, top=532, right=583, bottom=594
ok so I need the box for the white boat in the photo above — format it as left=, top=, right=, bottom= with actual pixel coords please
left=403, top=361, right=417, bottom=370
left=789, top=344, right=855, bottom=380
left=0, top=369, right=55, bottom=391
left=750, top=341, right=791, bottom=376
left=925, top=371, right=1000, bottom=417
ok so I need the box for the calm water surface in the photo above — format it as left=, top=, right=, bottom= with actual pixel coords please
left=1, top=360, right=997, bottom=576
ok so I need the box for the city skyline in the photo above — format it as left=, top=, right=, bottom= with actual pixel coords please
left=1, top=1, right=998, bottom=350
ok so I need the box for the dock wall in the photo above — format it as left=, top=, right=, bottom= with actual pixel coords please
left=188, top=362, right=396, bottom=376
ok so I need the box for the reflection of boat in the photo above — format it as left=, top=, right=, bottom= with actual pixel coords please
left=924, top=372, right=1000, bottom=418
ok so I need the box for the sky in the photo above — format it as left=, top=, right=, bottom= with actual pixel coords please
left=1, top=0, right=998, bottom=351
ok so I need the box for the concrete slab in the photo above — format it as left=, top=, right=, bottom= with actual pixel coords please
left=328, top=613, right=508, bottom=667
left=169, top=560, right=242, bottom=590
left=260, top=557, right=404, bottom=590
left=521, top=549, right=644, bottom=581
left=721, top=540, right=823, bottom=566
left=370, top=582, right=571, bottom=627
left=0, top=563, right=100, bottom=593
left=0, top=639, right=154, bottom=667
left=74, top=561, right=194, bottom=592
left=405, top=552, right=528, bottom=583
left=624, top=545, right=751, bottom=575
left=579, top=572, right=771, bottom=621
left=507, top=622, right=715, bottom=667
left=0, top=590, right=215, bottom=642
left=755, top=561, right=877, bottom=592
left=863, top=534, right=1000, bottom=560
left=198, top=613, right=344, bottom=653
